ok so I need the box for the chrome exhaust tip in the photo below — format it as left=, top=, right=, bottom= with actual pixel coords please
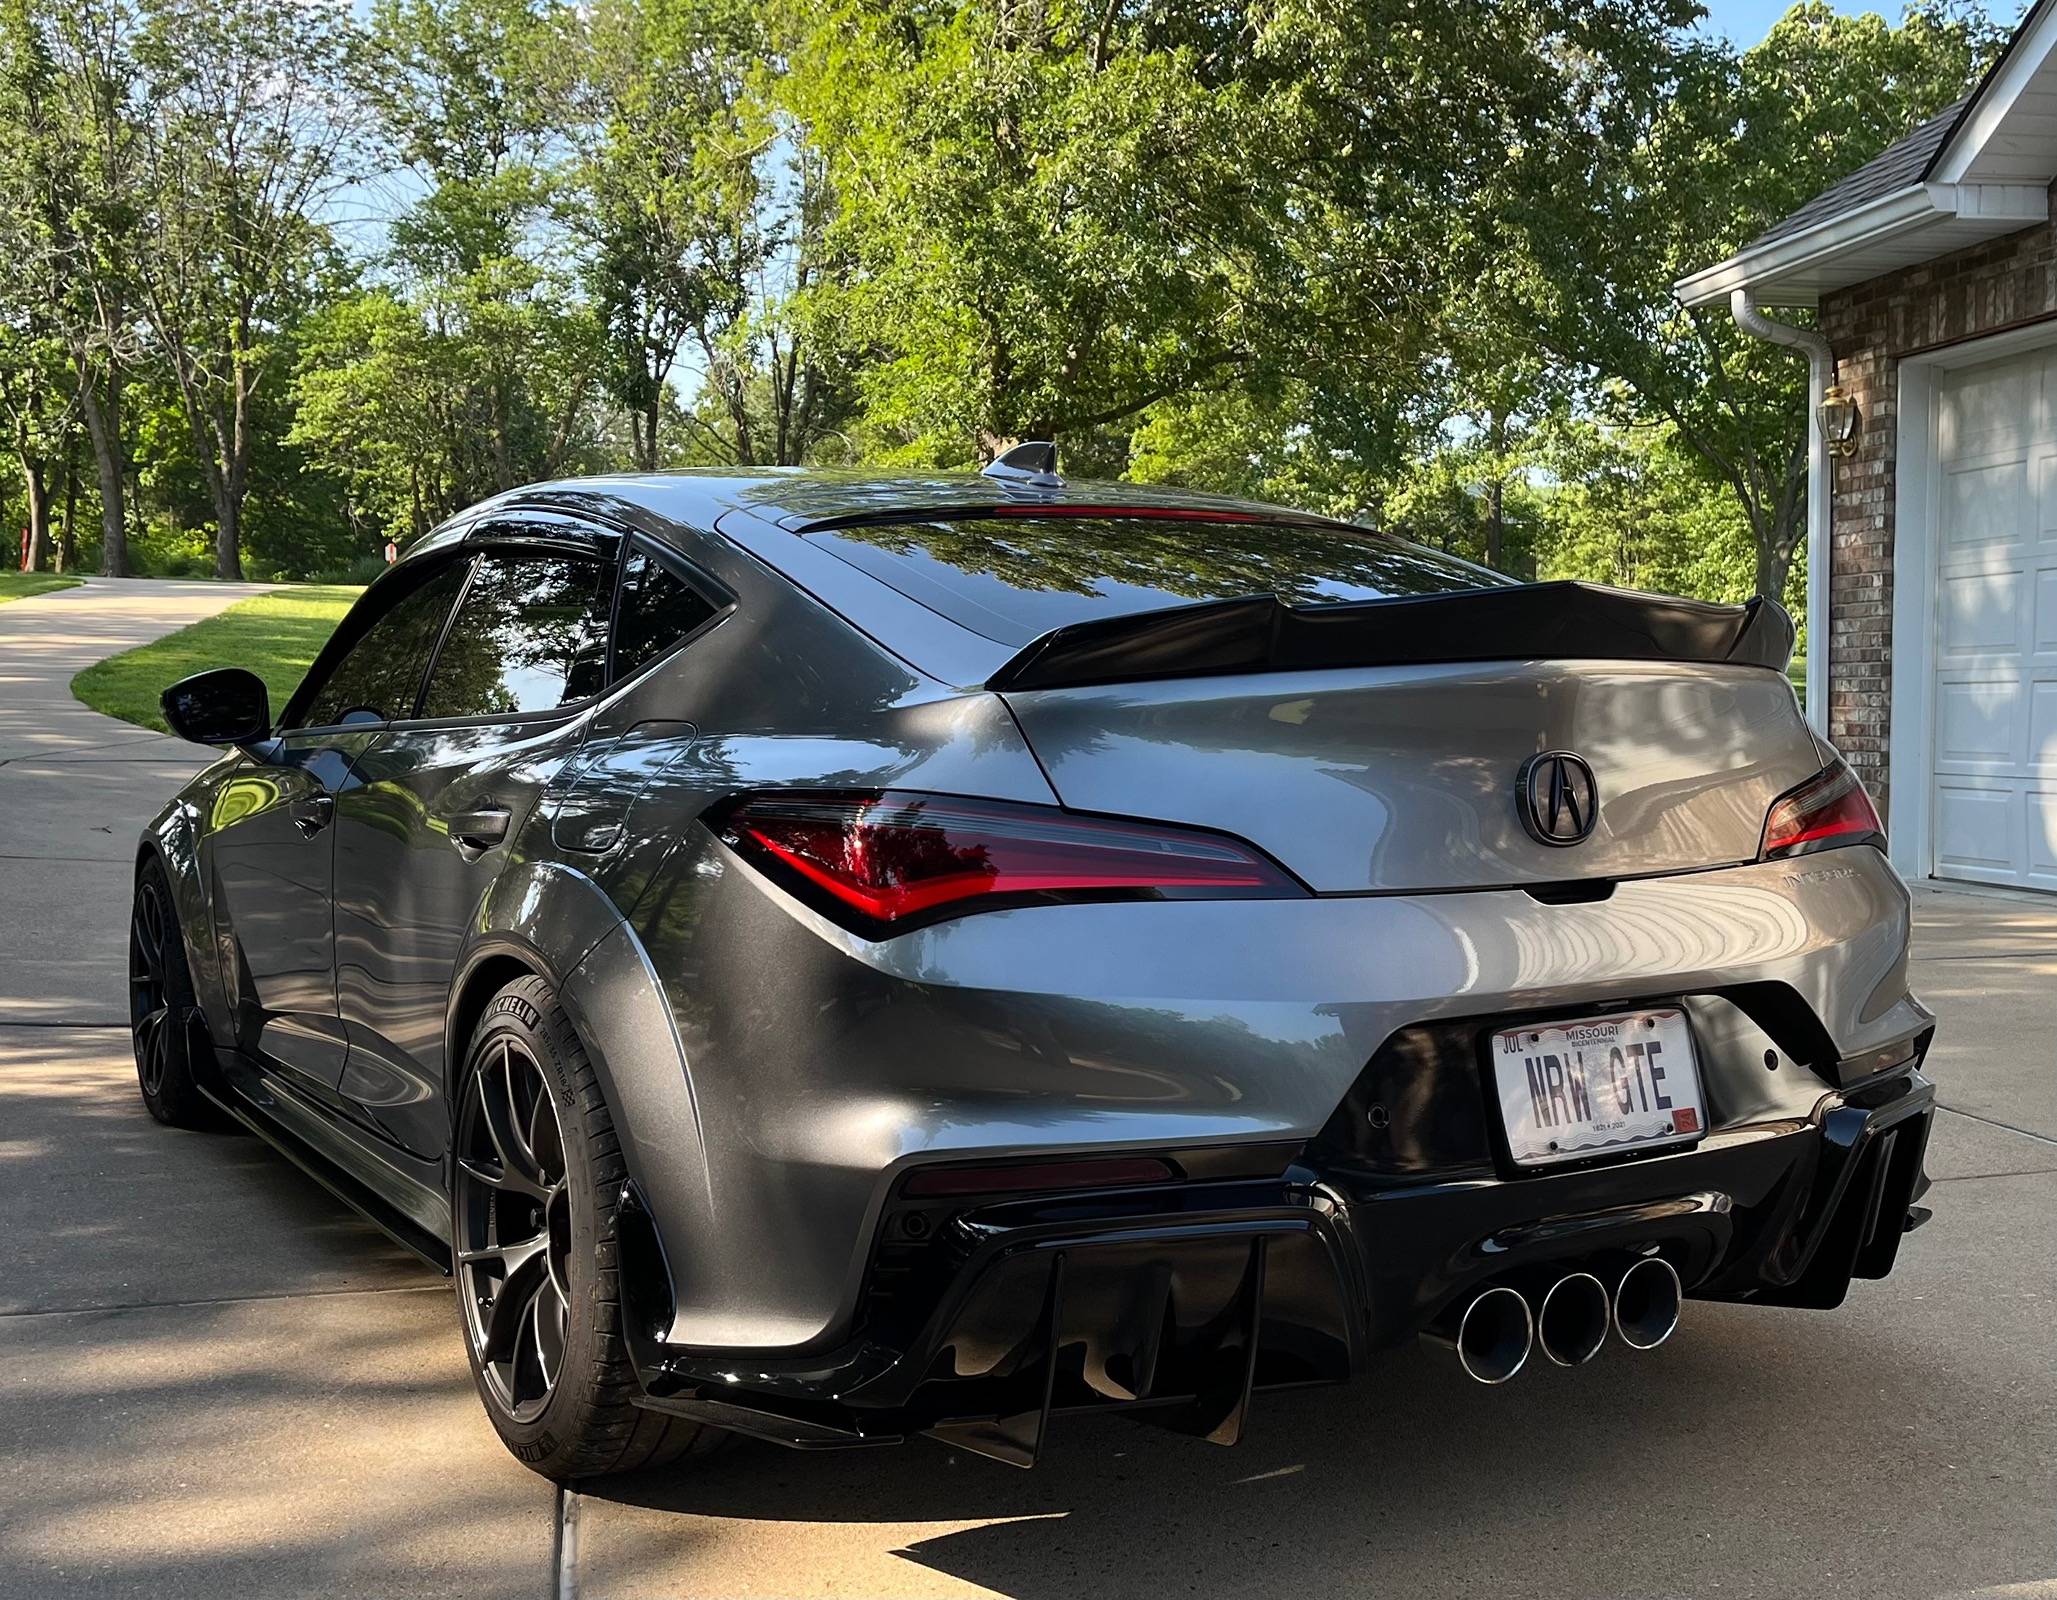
left=1612, top=1256, right=1683, bottom=1351
left=1535, top=1272, right=1610, bottom=1367
left=1452, top=1285, right=1534, bottom=1384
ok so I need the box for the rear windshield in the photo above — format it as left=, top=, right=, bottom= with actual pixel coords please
left=802, top=515, right=1501, bottom=646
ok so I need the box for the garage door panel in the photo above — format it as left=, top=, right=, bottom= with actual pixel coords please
left=1934, top=780, right=2026, bottom=881
left=1939, top=364, right=2031, bottom=455
left=1941, top=455, right=2028, bottom=552
left=1940, top=566, right=2025, bottom=653
left=2033, top=683, right=2057, bottom=772
left=2031, top=789, right=2057, bottom=890
left=2036, top=568, right=2057, bottom=654
left=1938, top=677, right=2025, bottom=765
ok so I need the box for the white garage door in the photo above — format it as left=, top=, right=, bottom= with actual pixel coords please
left=1932, top=349, right=2057, bottom=890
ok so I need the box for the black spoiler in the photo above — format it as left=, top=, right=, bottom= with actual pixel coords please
left=985, top=581, right=1795, bottom=692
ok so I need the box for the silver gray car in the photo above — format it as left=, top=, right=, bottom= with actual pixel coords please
left=135, top=451, right=1936, bottom=1479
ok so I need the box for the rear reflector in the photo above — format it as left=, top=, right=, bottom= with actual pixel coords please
left=902, top=1155, right=1177, bottom=1198
left=1760, top=760, right=1885, bottom=860
left=710, top=790, right=1303, bottom=933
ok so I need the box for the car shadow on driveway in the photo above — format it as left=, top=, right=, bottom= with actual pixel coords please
left=587, top=1183, right=2054, bottom=1600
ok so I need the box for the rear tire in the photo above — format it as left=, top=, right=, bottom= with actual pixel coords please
left=451, top=973, right=721, bottom=1480
left=129, top=856, right=221, bottom=1130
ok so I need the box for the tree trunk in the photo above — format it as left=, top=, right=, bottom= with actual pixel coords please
left=639, top=388, right=660, bottom=472
left=127, top=463, right=146, bottom=551
left=1755, top=535, right=1796, bottom=609
left=491, top=379, right=514, bottom=491
left=1485, top=410, right=1507, bottom=571
left=214, top=496, right=243, bottom=581
left=57, top=436, right=79, bottom=574
left=19, top=456, right=48, bottom=571
left=211, top=389, right=247, bottom=582
left=77, top=371, right=129, bottom=578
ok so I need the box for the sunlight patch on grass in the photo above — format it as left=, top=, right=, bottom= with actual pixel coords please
left=71, top=585, right=361, bottom=733
left=0, top=572, right=83, bottom=603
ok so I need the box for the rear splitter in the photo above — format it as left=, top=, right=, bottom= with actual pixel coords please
left=625, top=1068, right=1934, bottom=1467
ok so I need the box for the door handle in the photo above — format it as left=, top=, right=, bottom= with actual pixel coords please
left=290, top=792, right=334, bottom=838
left=445, top=805, right=512, bottom=857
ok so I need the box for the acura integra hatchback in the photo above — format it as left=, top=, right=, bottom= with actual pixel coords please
left=134, top=447, right=1936, bottom=1478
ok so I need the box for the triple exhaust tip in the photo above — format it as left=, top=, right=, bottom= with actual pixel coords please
left=1450, top=1257, right=1682, bottom=1383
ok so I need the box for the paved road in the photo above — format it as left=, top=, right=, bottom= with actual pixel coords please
left=0, top=579, right=2051, bottom=1599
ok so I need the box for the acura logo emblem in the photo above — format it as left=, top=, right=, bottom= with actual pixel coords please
left=1518, top=752, right=1599, bottom=846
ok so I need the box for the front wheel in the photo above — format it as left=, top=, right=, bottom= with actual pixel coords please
left=451, top=974, right=718, bottom=1480
left=129, top=856, right=220, bottom=1129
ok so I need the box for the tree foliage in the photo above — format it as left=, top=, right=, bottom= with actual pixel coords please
left=0, top=0, right=2021, bottom=605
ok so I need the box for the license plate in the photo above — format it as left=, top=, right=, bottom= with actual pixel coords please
left=1490, top=1009, right=1705, bottom=1167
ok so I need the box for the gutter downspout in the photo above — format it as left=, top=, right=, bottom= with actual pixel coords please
left=1729, top=288, right=1830, bottom=736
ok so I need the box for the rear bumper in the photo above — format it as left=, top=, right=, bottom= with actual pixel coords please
left=625, top=1058, right=1935, bottom=1466
left=615, top=840, right=1928, bottom=1355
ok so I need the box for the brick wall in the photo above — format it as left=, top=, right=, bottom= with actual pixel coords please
left=1818, top=195, right=2057, bottom=821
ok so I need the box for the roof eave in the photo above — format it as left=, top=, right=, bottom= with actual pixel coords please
left=1674, top=181, right=2047, bottom=309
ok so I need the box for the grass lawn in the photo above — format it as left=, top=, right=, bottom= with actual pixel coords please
left=0, top=572, right=84, bottom=603
left=72, top=585, right=361, bottom=733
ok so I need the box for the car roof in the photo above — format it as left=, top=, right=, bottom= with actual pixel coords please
left=418, top=469, right=1502, bottom=689
left=447, top=466, right=1357, bottom=534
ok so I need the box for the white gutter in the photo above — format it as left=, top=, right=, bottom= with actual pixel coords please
left=1675, top=181, right=2046, bottom=308
left=1729, top=288, right=1829, bottom=735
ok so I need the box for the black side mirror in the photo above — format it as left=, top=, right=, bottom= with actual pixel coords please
left=161, top=668, right=271, bottom=749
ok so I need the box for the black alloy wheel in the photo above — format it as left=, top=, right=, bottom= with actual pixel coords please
left=449, top=975, right=717, bottom=1479
left=455, top=1035, right=573, bottom=1422
left=128, top=857, right=218, bottom=1128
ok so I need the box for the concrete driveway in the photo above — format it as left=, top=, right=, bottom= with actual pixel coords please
left=1, top=580, right=2051, bottom=1599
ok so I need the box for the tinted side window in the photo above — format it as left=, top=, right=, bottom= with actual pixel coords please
left=296, top=561, right=471, bottom=729
left=612, top=545, right=718, bottom=679
left=420, top=549, right=613, bottom=719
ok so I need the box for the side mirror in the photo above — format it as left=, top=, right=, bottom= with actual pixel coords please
left=161, top=668, right=271, bottom=750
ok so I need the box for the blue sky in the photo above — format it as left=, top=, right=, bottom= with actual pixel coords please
left=1698, top=0, right=2030, bottom=45
left=1696, top=0, right=1867, bottom=45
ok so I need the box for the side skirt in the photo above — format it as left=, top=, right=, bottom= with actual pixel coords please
left=203, top=1051, right=452, bottom=1273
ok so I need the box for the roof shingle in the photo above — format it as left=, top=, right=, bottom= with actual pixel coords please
left=1747, top=97, right=1970, bottom=248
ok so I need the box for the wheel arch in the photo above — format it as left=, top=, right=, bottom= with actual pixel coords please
left=134, top=801, right=230, bottom=1038
left=445, top=946, right=551, bottom=1091
left=445, top=860, right=708, bottom=1343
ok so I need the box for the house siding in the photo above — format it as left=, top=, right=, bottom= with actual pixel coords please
left=1818, top=191, right=2057, bottom=822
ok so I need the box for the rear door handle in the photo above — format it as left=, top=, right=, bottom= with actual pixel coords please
left=290, top=792, right=334, bottom=838
left=445, top=806, right=512, bottom=857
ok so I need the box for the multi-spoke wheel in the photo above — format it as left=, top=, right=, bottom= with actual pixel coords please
left=129, top=856, right=217, bottom=1128
left=455, top=1036, right=573, bottom=1422
left=450, top=974, right=718, bottom=1480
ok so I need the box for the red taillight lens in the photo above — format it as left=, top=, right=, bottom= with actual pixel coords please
left=1760, top=760, right=1885, bottom=860
left=710, top=790, right=1303, bottom=932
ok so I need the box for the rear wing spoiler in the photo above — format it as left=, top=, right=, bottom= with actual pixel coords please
left=986, top=581, right=1795, bottom=692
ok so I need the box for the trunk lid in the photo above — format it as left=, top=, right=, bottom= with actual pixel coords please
left=1001, top=658, right=1821, bottom=893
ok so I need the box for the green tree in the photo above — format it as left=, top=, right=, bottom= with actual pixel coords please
left=0, top=316, right=78, bottom=569
left=575, top=0, right=766, bottom=468
left=0, top=0, right=149, bottom=576
left=1498, top=1, right=2005, bottom=601
left=1534, top=416, right=1759, bottom=600
left=787, top=0, right=1306, bottom=464
left=131, top=0, right=361, bottom=579
left=367, top=0, right=595, bottom=493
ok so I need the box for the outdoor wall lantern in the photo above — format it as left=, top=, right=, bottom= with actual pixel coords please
left=1817, top=383, right=1860, bottom=458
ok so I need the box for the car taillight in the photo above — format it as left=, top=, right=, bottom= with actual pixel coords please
left=709, top=789, right=1304, bottom=933
left=1760, top=760, right=1885, bottom=860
